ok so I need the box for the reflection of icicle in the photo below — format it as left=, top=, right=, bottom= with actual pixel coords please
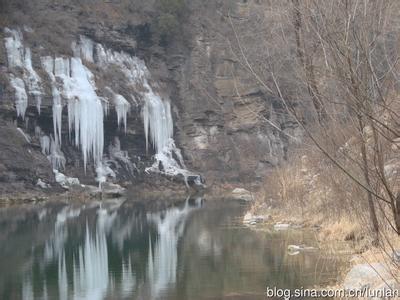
left=121, top=257, right=136, bottom=297
left=72, top=210, right=115, bottom=300
left=42, top=280, right=49, bottom=300
left=146, top=199, right=201, bottom=297
left=45, top=207, right=81, bottom=262
left=22, top=277, right=34, bottom=300
left=58, top=253, right=68, bottom=300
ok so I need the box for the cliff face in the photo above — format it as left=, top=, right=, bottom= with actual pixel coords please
left=0, top=0, right=302, bottom=196
left=172, top=1, right=303, bottom=185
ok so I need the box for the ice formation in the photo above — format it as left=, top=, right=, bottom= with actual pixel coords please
left=106, top=88, right=131, bottom=132
left=49, top=137, right=66, bottom=170
left=143, top=98, right=202, bottom=186
left=115, top=94, right=131, bottom=132
left=91, top=42, right=193, bottom=182
left=72, top=35, right=95, bottom=63
left=95, top=162, right=116, bottom=188
left=143, top=92, right=173, bottom=153
left=23, top=48, right=42, bottom=114
left=9, top=75, right=28, bottom=118
left=5, top=30, right=198, bottom=185
left=4, top=28, right=24, bottom=68
left=4, top=28, right=42, bottom=116
left=42, top=54, right=105, bottom=170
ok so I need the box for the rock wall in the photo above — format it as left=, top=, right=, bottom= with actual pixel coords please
left=172, top=1, right=302, bottom=185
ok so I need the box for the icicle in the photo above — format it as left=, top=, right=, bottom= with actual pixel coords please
left=115, top=95, right=130, bottom=132
left=52, top=86, right=63, bottom=144
left=44, top=54, right=104, bottom=171
left=48, top=136, right=66, bottom=170
left=142, top=87, right=173, bottom=153
left=72, top=35, right=94, bottom=63
left=40, top=135, right=51, bottom=155
left=54, top=57, right=70, bottom=77
left=68, top=58, right=104, bottom=170
left=5, top=28, right=43, bottom=115
left=105, top=87, right=131, bottom=133
left=91, top=38, right=200, bottom=183
left=35, top=125, right=42, bottom=137
left=23, top=48, right=42, bottom=114
left=4, top=28, right=24, bottom=68
left=41, top=57, right=63, bottom=143
left=9, top=75, right=28, bottom=119
left=41, top=56, right=54, bottom=77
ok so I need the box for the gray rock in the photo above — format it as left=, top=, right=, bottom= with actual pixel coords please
left=371, top=280, right=400, bottom=300
left=343, top=263, right=392, bottom=291
left=231, top=188, right=253, bottom=201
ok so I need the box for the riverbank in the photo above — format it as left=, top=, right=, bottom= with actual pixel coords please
left=242, top=151, right=400, bottom=297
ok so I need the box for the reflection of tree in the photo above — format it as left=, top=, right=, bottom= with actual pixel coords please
left=177, top=202, right=342, bottom=299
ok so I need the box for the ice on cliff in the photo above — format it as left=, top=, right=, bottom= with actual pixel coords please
left=4, top=30, right=200, bottom=186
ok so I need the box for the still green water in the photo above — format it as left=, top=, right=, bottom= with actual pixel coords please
left=0, top=198, right=341, bottom=300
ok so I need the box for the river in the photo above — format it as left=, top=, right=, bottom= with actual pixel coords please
left=0, top=198, right=342, bottom=300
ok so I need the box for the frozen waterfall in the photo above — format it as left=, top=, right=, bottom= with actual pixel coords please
left=42, top=55, right=104, bottom=170
left=4, top=28, right=42, bottom=117
left=4, top=29, right=200, bottom=185
left=9, top=75, right=28, bottom=118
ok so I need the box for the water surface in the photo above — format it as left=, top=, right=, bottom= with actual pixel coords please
left=0, top=198, right=341, bottom=300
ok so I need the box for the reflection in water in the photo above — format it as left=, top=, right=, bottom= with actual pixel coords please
left=146, top=199, right=200, bottom=298
left=0, top=198, right=342, bottom=300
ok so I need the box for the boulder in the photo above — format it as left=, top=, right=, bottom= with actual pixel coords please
left=243, top=211, right=269, bottom=225
left=231, top=188, right=253, bottom=201
left=343, top=263, right=392, bottom=291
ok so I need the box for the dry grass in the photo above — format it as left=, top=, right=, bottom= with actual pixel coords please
left=254, top=140, right=400, bottom=284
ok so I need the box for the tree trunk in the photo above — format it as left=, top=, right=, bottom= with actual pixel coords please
left=359, top=117, right=380, bottom=245
left=292, top=0, right=326, bottom=123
